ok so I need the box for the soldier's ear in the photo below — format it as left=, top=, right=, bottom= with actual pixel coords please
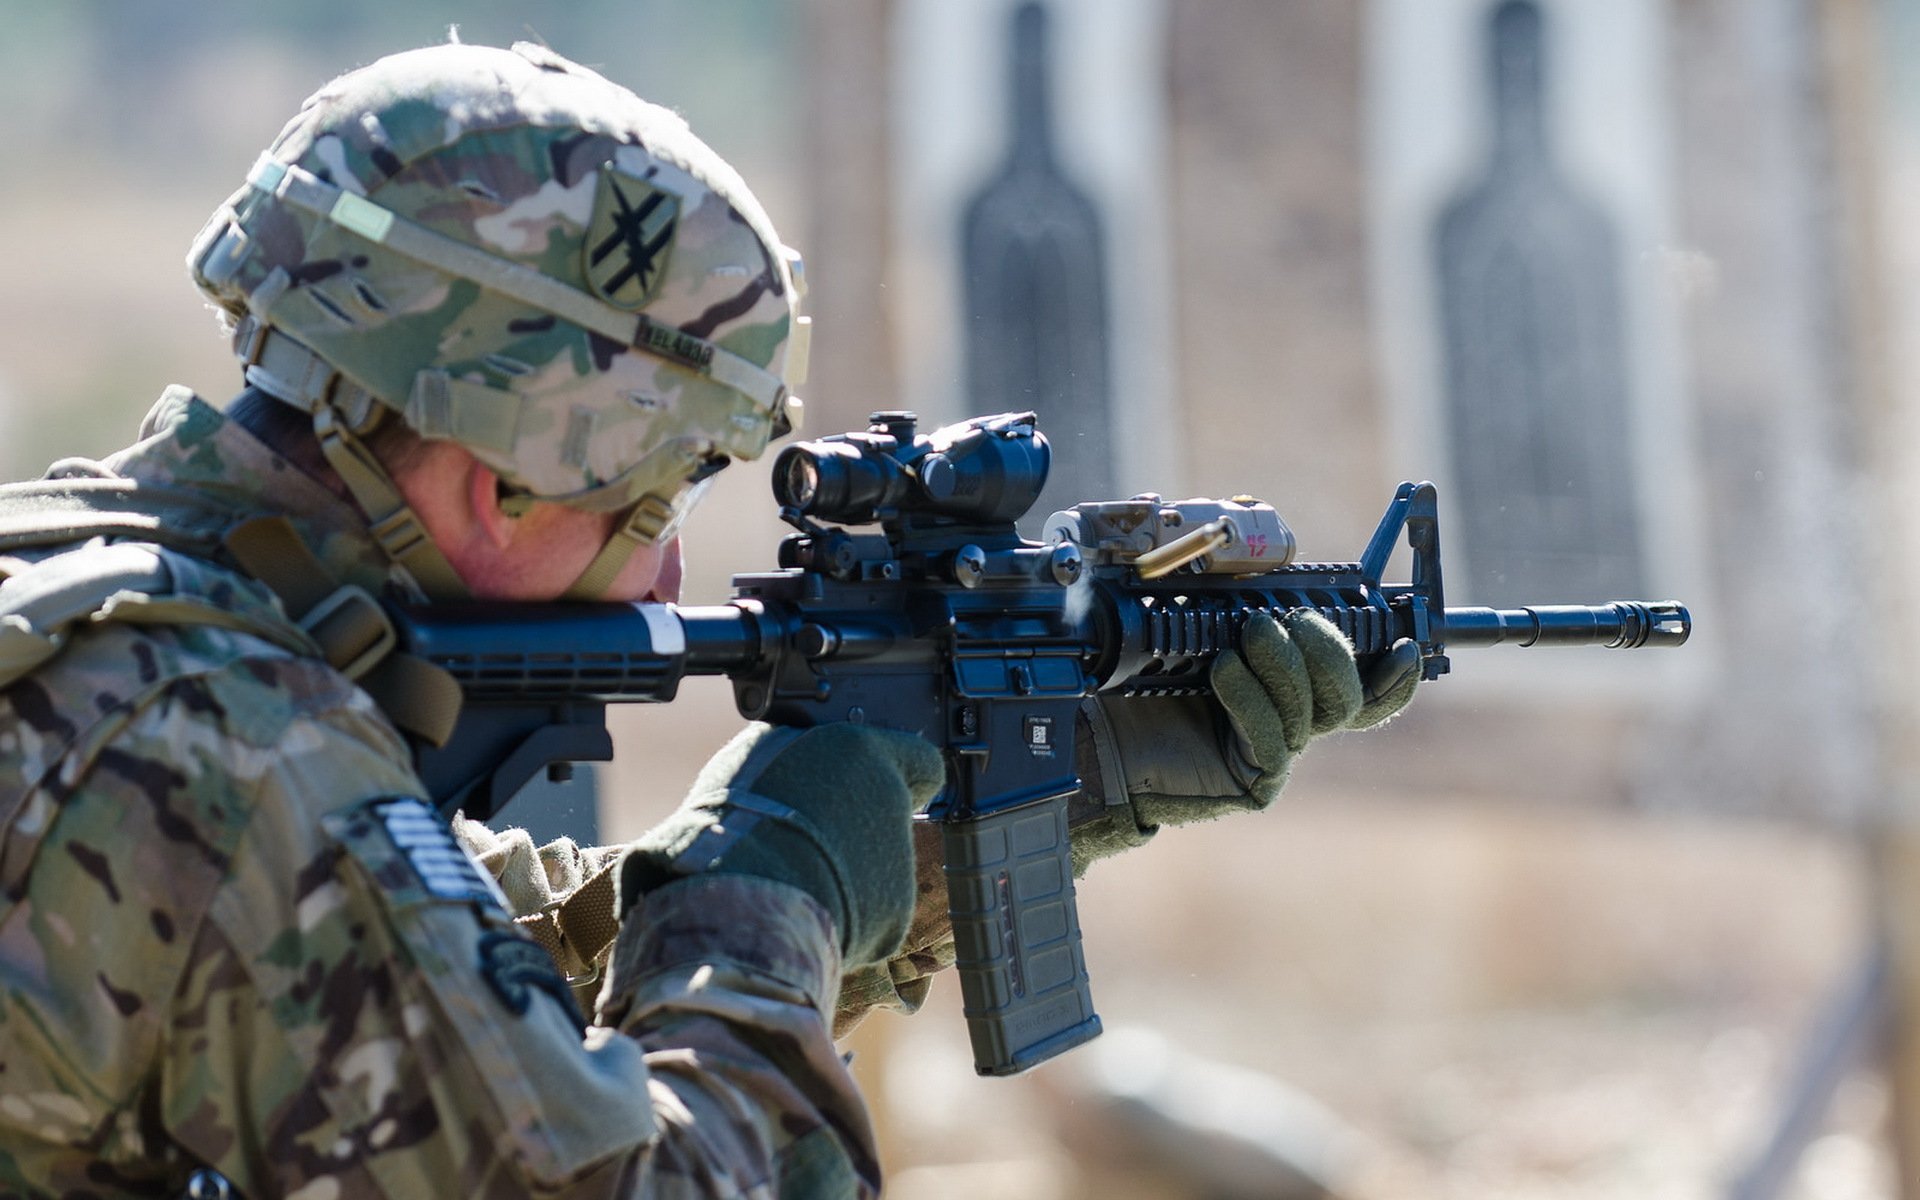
left=467, top=461, right=520, bottom=550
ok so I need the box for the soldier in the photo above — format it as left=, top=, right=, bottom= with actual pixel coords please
left=0, top=42, right=1415, bottom=1198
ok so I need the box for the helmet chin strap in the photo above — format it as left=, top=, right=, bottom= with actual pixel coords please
left=561, top=495, right=675, bottom=601
left=561, top=457, right=724, bottom=600
left=327, top=395, right=650, bottom=604
left=312, top=403, right=472, bottom=602
left=241, top=319, right=471, bottom=602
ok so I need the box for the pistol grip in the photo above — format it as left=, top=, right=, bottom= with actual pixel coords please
left=941, top=794, right=1102, bottom=1075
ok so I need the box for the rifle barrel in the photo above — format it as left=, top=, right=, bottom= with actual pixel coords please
left=1441, top=601, right=1690, bottom=649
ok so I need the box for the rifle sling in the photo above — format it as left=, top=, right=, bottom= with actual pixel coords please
left=223, top=516, right=461, bottom=748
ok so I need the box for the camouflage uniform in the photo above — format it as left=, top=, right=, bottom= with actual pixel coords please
left=0, top=388, right=878, bottom=1197
left=0, top=33, right=1407, bottom=1195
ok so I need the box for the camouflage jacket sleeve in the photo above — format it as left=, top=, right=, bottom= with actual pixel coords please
left=459, top=769, right=1135, bottom=1042
left=168, top=668, right=878, bottom=1198
left=458, top=810, right=954, bottom=1041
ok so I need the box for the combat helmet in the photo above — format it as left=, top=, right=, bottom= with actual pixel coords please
left=187, top=41, right=810, bottom=600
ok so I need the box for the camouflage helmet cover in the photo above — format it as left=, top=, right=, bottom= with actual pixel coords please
left=189, top=41, right=807, bottom=529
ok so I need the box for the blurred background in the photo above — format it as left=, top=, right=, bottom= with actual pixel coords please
left=4, top=1, right=1918, bottom=1196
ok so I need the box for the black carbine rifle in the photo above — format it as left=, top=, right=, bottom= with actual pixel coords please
left=395, top=411, right=1690, bottom=1076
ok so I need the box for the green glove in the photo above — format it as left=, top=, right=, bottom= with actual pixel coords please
left=1071, top=611, right=1420, bottom=872
left=623, top=722, right=946, bottom=966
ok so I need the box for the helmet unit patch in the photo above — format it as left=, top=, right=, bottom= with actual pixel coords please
left=587, top=166, right=679, bottom=310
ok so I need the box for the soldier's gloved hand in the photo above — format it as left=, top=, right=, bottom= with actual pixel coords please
left=1071, top=611, right=1420, bottom=873
left=622, top=723, right=946, bottom=967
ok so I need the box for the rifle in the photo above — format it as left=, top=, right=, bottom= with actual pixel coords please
left=395, top=410, right=1690, bottom=1076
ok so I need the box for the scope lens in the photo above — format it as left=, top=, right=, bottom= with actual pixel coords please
left=770, top=436, right=917, bottom=523
left=780, top=451, right=820, bottom=510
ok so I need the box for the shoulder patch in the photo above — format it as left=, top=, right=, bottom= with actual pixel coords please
left=326, top=797, right=509, bottom=914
